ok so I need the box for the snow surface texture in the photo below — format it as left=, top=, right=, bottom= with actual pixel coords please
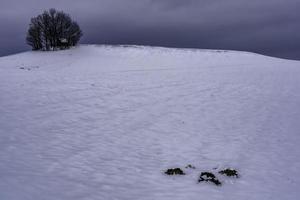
left=0, top=45, right=300, bottom=200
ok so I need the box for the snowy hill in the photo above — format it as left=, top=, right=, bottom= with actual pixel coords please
left=0, top=45, right=300, bottom=200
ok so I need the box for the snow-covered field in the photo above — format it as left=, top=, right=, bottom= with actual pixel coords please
left=0, top=45, right=300, bottom=200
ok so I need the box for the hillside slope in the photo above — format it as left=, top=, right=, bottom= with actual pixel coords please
left=0, top=45, right=300, bottom=200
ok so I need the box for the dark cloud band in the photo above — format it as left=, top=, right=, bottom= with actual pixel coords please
left=0, top=0, right=299, bottom=60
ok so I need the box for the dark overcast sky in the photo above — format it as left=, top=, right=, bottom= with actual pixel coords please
left=0, top=0, right=300, bottom=60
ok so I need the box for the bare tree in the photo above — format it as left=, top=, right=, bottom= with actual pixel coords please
left=26, top=8, right=83, bottom=51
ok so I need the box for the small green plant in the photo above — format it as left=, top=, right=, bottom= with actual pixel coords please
left=165, top=168, right=185, bottom=175
left=219, top=168, right=239, bottom=178
left=198, top=172, right=222, bottom=186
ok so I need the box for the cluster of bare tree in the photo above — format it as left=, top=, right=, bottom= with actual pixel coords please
left=26, top=9, right=82, bottom=51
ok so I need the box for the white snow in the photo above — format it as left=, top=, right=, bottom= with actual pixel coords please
left=0, top=45, right=300, bottom=200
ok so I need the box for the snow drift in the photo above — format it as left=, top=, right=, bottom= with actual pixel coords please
left=0, top=45, right=300, bottom=200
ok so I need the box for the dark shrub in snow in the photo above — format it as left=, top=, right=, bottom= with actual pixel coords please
left=219, top=168, right=239, bottom=178
left=198, top=172, right=222, bottom=186
left=165, top=168, right=185, bottom=175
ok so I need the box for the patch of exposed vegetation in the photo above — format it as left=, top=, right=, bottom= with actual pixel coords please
left=198, top=172, right=222, bottom=186
left=219, top=168, right=239, bottom=178
left=165, top=168, right=185, bottom=175
left=163, top=165, right=240, bottom=187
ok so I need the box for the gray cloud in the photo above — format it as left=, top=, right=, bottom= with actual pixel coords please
left=0, top=0, right=299, bottom=60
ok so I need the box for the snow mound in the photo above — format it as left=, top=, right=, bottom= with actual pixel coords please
left=0, top=45, right=300, bottom=200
